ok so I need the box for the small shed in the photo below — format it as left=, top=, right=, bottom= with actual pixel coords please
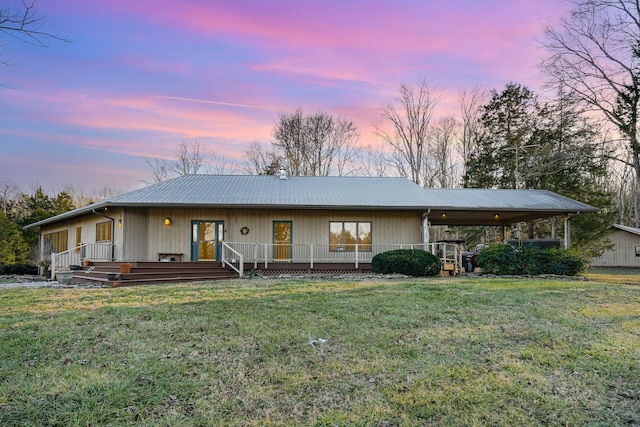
left=591, top=224, right=640, bottom=268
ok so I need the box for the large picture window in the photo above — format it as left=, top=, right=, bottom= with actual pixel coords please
left=43, top=230, right=69, bottom=252
left=329, top=221, right=371, bottom=251
left=96, top=221, right=112, bottom=242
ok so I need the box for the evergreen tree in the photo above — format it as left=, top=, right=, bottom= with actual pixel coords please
left=463, top=83, right=616, bottom=253
left=0, top=210, right=29, bottom=265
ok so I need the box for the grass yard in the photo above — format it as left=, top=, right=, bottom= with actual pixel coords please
left=0, top=275, right=638, bottom=426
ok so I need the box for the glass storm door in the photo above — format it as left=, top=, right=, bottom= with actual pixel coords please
left=191, top=221, right=224, bottom=261
left=273, top=221, right=292, bottom=261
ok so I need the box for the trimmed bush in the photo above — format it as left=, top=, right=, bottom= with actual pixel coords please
left=477, top=244, right=586, bottom=276
left=372, top=249, right=441, bottom=277
left=2, top=263, right=39, bottom=275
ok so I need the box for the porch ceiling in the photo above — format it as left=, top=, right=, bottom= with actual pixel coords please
left=426, top=209, right=575, bottom=226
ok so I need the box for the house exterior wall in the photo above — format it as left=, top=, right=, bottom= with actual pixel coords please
left=122, top=208, right=149, bottom=261
left=121, top=207, right=424, bottom=262
left=591, top=229, right=640, bottom=267
left=39, top=208, right=125, bottom=260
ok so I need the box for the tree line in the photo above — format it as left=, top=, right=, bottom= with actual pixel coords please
left=0, top=183, right=116, bottom=267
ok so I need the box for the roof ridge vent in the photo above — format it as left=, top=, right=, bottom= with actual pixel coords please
left=279, top=166, right=287, bottom=180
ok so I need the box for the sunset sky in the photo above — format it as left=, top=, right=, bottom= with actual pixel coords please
left=0, top=0, right=572, bottom=193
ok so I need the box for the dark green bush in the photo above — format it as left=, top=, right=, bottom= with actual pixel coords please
left=0, top=263, right=4, bottom=274
left=477, top=244, right=586, bottom=276
left=372, top=249, right=441, bottom=277
left=3, top=263, right=39, bottom=275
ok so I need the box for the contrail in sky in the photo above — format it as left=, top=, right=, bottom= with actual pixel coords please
left=155, top=95, right=276, bottom=111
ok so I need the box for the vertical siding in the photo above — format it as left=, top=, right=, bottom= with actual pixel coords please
left=40, top=208, right=124, bottom=260
left=592, top=229, right=640, bottom=267
left=117, top=207, right=423, bottom=262
left=122, top=208, right=148, bottom=261
left=42, top=207, right=425, bottom=262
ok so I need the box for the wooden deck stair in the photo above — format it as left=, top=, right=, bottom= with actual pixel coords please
left=72, top=262, right=238, bottom=287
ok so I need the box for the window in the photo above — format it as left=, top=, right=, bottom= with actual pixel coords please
left=329, top=221, right=371, bottom=251
left=75, top=227, right=82, bottom=252
left=96, top=221, right=112, bottom=242
left=43, top=230, right=69, bottom=252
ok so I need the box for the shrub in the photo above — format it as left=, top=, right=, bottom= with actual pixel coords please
left=372, top=249, right=441, bottom=277
left=477, top=244, right=586, bottom=276
left=3, top=263, right=39, bottom=275
left=0, top=262, right=4, bottom=274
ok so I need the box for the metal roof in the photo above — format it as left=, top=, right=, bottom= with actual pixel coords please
left=422, top=188, right=598, bottom=226
left=24, top=175, right=599, bottom=228
left=107, top=175, right=433, bottom=208
left=612, top=224, right=640, bottom=236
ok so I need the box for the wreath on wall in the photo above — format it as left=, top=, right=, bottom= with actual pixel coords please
left=240, top=226, right=250, bottom=235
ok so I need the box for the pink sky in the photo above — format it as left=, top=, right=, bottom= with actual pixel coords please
left=0, top=0, right=571, bottom=193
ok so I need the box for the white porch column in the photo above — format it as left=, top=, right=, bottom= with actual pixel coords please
left=564, top=214, right=571, bottom=249
left=422, top=211, right=430, bottom=251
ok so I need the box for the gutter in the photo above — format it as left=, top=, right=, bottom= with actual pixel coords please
left=92, top=208, right=116, bottom=261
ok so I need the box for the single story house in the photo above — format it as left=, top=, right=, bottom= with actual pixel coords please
left=24, top=174, right=598, bottom=280
left=591, top=224, right=640, bottom=268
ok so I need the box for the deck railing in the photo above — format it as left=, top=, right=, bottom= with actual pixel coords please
left=51, top=242, right=115, bottom=279
left=224, top=242, right=463, bottom=272
left=221, top=242, right=244, bottom=277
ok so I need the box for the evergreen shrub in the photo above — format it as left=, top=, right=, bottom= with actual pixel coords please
left=3, top=263, right=39, bottom=275
left=477, top=244, right=586, bottom=276
left=372, top=249, right=441, bottom=277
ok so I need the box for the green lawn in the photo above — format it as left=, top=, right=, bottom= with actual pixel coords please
left=0, top=276, right=638, bottom=426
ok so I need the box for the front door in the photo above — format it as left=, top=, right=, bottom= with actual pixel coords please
left=273, top=221, right=292, bottom=261
left=191, top=221, right=224, bottom=261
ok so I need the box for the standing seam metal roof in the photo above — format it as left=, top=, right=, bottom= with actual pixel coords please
left=23, top=175, right=598, bottom=228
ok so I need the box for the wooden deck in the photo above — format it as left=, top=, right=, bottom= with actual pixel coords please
left=71, top=261, right=238, bottom=287
left=69, top=261, right=374, bottom=287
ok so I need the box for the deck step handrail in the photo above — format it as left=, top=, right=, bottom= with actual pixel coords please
left=51, top=242, right=115, bottom=279
left=221, top=242, right=244, bottom=277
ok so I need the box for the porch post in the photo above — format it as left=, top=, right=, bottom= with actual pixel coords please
left=310, top=244, right=314, bottom=269
left=422, top=211, right=430, bottom=251
left=254, top=243, right=258, bottom=269
left=51, top=251, right=57, bottom=280
left=355, top=244, right=359, bottom=269
left=564, top=214, right=570, bottom=249
left=264, top=243, right=268, bottom=269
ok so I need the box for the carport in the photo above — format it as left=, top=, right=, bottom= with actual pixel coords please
left=419, top=188, right=599, bottom=249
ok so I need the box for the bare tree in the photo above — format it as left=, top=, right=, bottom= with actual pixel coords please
left=375, top=80, right=442, bottom=186
left=0, top=179, right=18, bottom=214
left=243, top=141, right=281, bottom=175
left=146, top=158, right=171, bottom=183
left=172, top=139, right=207, bottom=176
left=458, top=86, right=486, bottom=177
left=1, top=0, right=70, bottom=66
left=208, top=153, right=234, bottom=175
left=244, top=109, right=360, bottom=176
left=325, top=117, right=360, bottom=176
left=354, top=142, right=393, bottom=177
left=146, top=139, right=209, bottom=182
left=430, top=116, right=459, bottom=188
left=272, top=109, right=306, bottom=175
left=541, top=0, right=640, bottom=219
